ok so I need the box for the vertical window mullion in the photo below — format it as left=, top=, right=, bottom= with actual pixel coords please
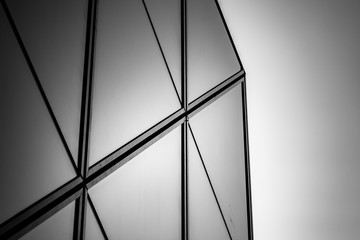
left=241, top=79, right=254, bottom=240
left=181, top=0, right=188, bottom=239
left=74, top=0, right=98, bottom=239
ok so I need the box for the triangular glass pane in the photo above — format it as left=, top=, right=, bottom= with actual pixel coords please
left=189, top=131, right=231, bottom=240
left=144, top=0, right=182, bottom=101
left=0, top=7, right=76, bottom=224
left=85, top=198, right=105, bottom=240
left=189, top=85, right=248, bottom=240
left=20, top=201, right=75, bottom=240
left=6, top=0, right=88, bottom=162
left=89, top=127, right=181, bottom=240
left=188, top=0, right=240, bottom=102
left=90, top=0, right=181, bottom=165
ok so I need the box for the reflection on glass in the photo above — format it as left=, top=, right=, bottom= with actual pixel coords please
left=90, top=0, right=180, bottom=165
left=0, top=9, right=76, bottom=224
left=188, top=132, right=230, bottom=240
left=20, top=201, right=75, bottom=240
left=86, top=198, right=105, bottom=240
left=89, top=127, right=181, bottom=239
left=188, top=0, right=240, bottom=102
left=189, top=85, right=248, bottom=239
left=6, top=0, right=88, bottom=162
left=144, top=0, right=182, bottom=101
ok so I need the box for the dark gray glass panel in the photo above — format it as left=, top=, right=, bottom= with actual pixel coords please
left=6, top=0, right=88, bottom=162
left=86, top=198, right=105, bottom=240
left=188, top=0, right=240, bottom=102
left=189, top=133, right=230, bottom=240
left=144, top=0, right=181, bottom=101
left=20, top=201, right=75, bottom=240
left=0, top=8, right=76, bottom=224
left=89, top=127, right=181, bottom=240
left=90, top=0, right=181, bottom=165
left=189, top=85, right=248, bottom=240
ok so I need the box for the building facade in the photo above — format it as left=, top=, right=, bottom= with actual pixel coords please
left=0, top=0, right=253, bottom=239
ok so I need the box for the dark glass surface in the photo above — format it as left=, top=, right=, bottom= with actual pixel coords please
left=144, top=0, right=182, bottom=101
left=20, top=201, right=75, bottom=240
left=189, top=85, right=248, bottom=239
left=0, top=7, right=76, bottom=224
left=89, top=127, right=181, bottom=239
left=90, top=0, right=181, bottom=165
left=188, top=132, right=230, bottom=240
left=188, top=0, right=240, bottom=102
left=6, top=0, right=88, bottom=162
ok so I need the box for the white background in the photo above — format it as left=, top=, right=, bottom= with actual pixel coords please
left=218, top=0, right=360, bottom=239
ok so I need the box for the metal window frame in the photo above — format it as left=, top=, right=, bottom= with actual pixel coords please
left=0, top=0, right=253, bottom=239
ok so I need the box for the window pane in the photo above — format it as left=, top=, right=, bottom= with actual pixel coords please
left=6, top=0, right=88, bottom=162
left=188, top=0, right=240, bottom=102
left=144, top=0, right=181, bottom=101
left=90, top=0, right=181, bottom=165
left=20, top=201, right=75, bottom=240
left=189, top=85, right=248, bottom=240
left=89, top=127, right=181, bottom=240
left=0, top=8, right=76, bottom=224
left=86, top=198, right=105, bottom=240
left=189, top=131, right=231, bottom=240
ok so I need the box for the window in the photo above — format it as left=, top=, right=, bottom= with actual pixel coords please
left=0, top=0, right=252, bottom=239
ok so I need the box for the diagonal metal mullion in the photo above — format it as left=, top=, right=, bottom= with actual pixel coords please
left=142, top=0, right=182, bottom=105
left=87, top=108, right=185, bottom=188
left=87, top=194, right=109, bottom=240
left=1, top=0, right=78, bottom=174
left=188, top=124, right=233, bottom=240
left=85, top=70, right=243, bottom=185
left=86, top=69, right=243, bottom=189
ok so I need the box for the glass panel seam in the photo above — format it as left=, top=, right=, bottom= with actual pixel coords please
left=213, top=0, right=244, bottom=70
left=188, top=124, right=233, bottom=240
left=142, top=0, right=181, bottom=105
left=87, top=194, right=109, bottom=240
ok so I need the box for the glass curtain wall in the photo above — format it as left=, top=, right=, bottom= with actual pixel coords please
left=0, top=0, right=252, bottom=239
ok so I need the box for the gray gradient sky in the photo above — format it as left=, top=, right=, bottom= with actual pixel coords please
left=218, top=0, right=360, bottom=239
